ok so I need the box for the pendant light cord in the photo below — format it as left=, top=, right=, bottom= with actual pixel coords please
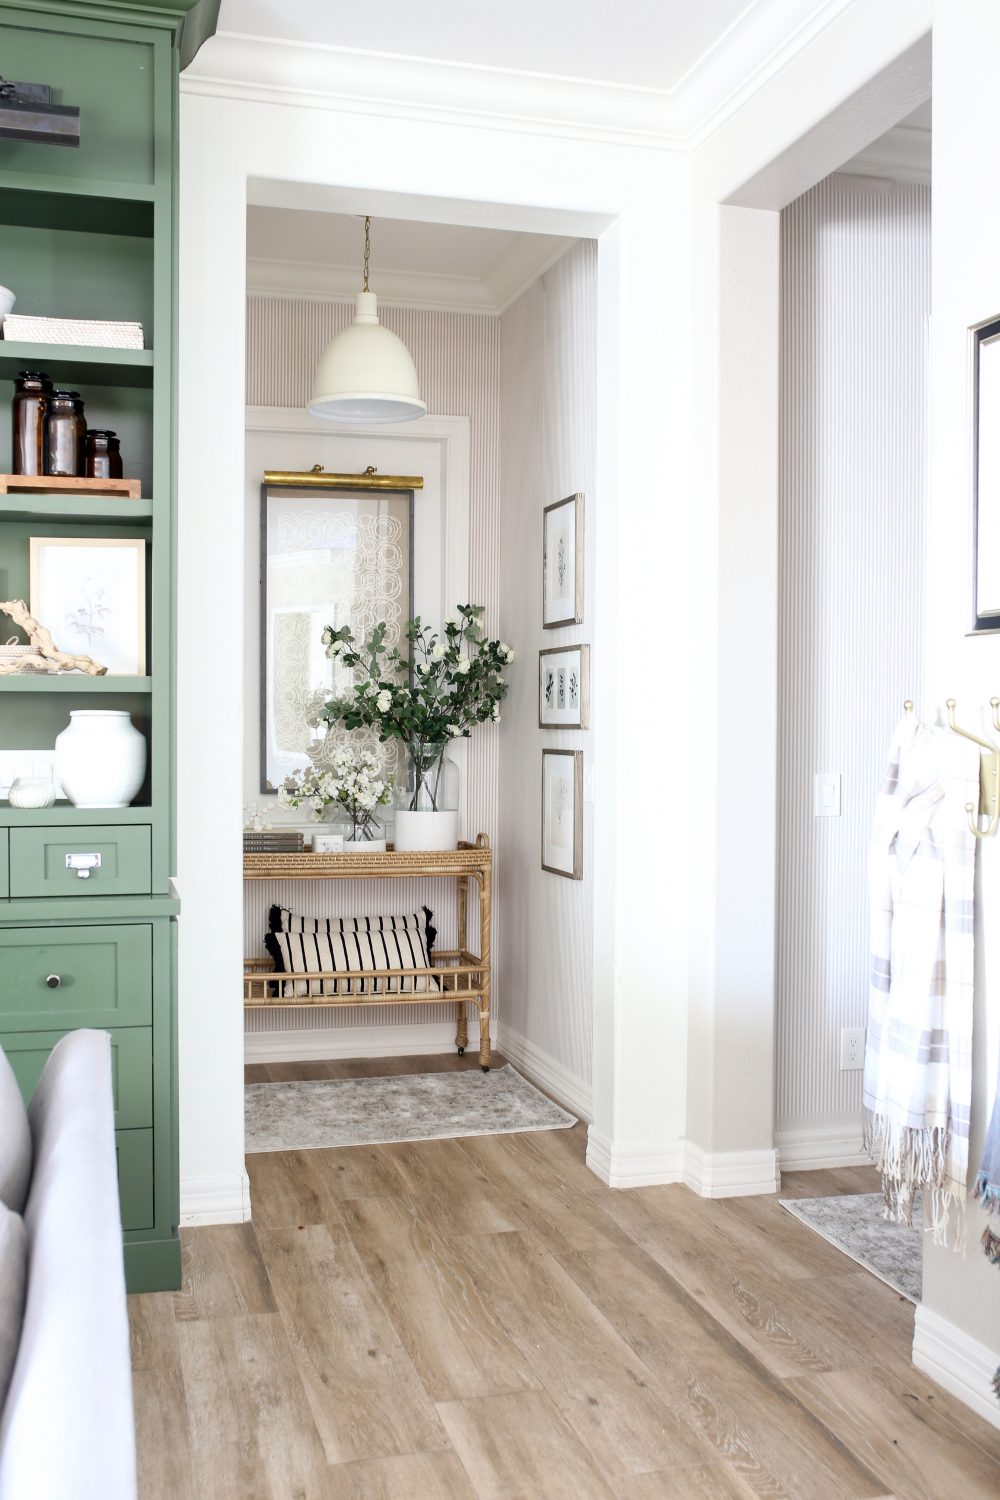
left=363, top=215, right=371, bottom=293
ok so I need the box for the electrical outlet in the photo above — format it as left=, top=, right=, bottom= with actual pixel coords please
left=840, top=1027, right=865, bottom=1071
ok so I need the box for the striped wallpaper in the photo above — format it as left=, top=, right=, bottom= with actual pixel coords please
left=776, top=174, right=930, bottom=1131
left=244, top=296, right=501, bottom=1035
left=497, top=240, right=597, bottom=1085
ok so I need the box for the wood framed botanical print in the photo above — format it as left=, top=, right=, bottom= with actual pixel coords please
left=539, top=644, right=590, bottom=729
left=542, top=492, right=584, bottom=627
left=974, top=317, right=1000, bottom=628
left=541, top=748, right=583, bottom=879
left=29, top=536, right=147, bottom=675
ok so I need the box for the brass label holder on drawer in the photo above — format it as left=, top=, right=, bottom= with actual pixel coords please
left=65, top=852, right=102, bottom=879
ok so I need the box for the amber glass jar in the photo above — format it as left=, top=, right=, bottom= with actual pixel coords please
left=84, top=429, right=123, bottom=480
left=43, top=390, right=87, bottom=477
left=12, top=371, right=53, bottom=475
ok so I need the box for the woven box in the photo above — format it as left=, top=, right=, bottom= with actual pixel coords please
left=0, top=644, right=55, bottom=674
left=2, top=313, right=144, bottom=349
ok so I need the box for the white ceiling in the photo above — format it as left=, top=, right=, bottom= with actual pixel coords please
left=219, top=0, right=756, bottom=95
left=245, top=207, right=573, bottom=313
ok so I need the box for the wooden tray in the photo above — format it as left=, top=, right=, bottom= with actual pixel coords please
left=0, top=474, right=141, bottom=499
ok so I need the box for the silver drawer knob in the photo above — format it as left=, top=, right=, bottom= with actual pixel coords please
left=45, top=974, right=61, bottom=989
left=65, top=852, right=101, bottom=879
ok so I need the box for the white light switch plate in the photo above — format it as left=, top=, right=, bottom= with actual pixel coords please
left=814, top=772, right=842, bottom=817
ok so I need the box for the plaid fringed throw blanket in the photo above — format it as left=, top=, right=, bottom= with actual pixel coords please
left=864, top=713, right=979, bottom=1248
left=976, top=1042, right=1000, bottom=1262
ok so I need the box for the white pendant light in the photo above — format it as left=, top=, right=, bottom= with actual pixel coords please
left=308, top=216, right=427, bottom=423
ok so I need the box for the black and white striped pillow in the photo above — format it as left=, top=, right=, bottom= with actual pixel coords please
left=268, top=905, right=436, bottom=956
left=263, top=922, right=440, bottom=999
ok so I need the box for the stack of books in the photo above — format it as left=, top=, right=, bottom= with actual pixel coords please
left=242, top=830, right=304, bottom=854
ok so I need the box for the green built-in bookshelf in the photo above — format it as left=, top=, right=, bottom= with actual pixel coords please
left=0, top=0, right=216, bottom=1292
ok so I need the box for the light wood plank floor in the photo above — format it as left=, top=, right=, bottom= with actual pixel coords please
left=130, top=1054, right=1000, bottom=1499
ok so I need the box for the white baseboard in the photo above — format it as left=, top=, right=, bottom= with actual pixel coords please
left=496, top=1022, right=592, bottom=1120
left=683, top=1142, right=780, bottom=1198
left=244, top=1021, right=460, bottom=1063
left=586, top=1130, right=779, bottom=1197
left=586, top=1127, right=685, bottom=1188
left=913, top=1303, right=1000, bottom=1430
left=776, top=1123, right=867, bottom=1172
left=180, top=1169, right=252, bottom=1226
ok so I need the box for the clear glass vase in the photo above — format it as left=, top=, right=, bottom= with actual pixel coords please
left=326, top=804, right=387, bottom=849
left=394, top=740, right=460, bottom=850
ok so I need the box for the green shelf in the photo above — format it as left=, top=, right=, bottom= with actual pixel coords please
left=0, top=495, right=152, bottom=524
left=0, top=805, right=152, bottom=828
left=0, top=675, right=152, bottom=693
left=0, top=173, right=156, bottom=220
left=0, top=343, right=153, bottom=390
left=0, top=495, right=152, bottom=525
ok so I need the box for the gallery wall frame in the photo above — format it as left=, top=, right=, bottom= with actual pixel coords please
left=542, top=492, right=584, bottom=628
left=539, top=643, right=590, bottom=729
left=973, top=316, right=1000, bottom=630
left=541, top=747, right=583, bottom=879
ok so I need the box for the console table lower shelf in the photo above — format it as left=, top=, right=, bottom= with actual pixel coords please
left=242, top=834, right=493, bottom=1069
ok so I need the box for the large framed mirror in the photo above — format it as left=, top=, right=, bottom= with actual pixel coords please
left=259, top=469, right=418, bottom=792
left=974, top=317, right=1000, bottom=629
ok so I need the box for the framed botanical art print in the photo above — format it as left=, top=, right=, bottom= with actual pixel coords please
left=974, top=317, right=1000, bottom=628
left=541, top=748, right=583, bottom=879
left=542, top=492, right=584, bottom=627
left=539, top=644, right=590, bottom=729
left=30, top=536, right=147, bottom=675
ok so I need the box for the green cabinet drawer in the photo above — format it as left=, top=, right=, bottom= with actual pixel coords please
left=0, top=830, right=7, bottom=899
left=9, top=826, right=151, bottom=898
left=0, top=924, right=152, bottom=1031
left=1, top=1026, right=152, bottom=1130
left=117, top=1129, right=155, bottom=1231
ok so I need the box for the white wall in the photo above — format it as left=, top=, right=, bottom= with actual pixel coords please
left=776, top=174, right=930, bottom=1156
left=497, top=240, right=596, bottom=1112
left=914, top=0, right=1000, bottom=1423
left=177, top=56, right=695, bottom=1219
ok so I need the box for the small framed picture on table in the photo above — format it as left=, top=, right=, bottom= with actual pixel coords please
left=542, top=493, right=584, bottom=627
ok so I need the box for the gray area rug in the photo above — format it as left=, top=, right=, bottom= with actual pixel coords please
left=779, top=1192, right=923, bottom=1302
left=245, top=1064, right=576, bottom=1154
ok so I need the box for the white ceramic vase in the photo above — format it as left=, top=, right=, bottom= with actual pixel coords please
left=55, top=710, right=146, bottom=808
left=393, top=809, right=459, bottom=852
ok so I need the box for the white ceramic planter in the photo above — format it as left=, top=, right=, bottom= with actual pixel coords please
left=393, top=809, right=459, bottom=852
left=55, top=710, right=146, bottom=808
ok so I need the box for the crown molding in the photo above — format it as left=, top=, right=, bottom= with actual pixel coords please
left=245, top=230, right=578, bottom=315
left=836, top=123, right=931, bottom=184
left=181, top=0, right=857, bottom=152
left=245, top=257, right=497, bottom=313
left=181, top=31, right=687, bottom=151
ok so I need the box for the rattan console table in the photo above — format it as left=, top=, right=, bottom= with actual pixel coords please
left=243, top=834, right=493, bottom=1068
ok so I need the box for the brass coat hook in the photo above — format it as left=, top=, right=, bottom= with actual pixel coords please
left=946, top=698, right=1000, bottom=839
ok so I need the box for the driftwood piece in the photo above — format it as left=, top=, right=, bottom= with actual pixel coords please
left=0, top=598, right=108, bottom=676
